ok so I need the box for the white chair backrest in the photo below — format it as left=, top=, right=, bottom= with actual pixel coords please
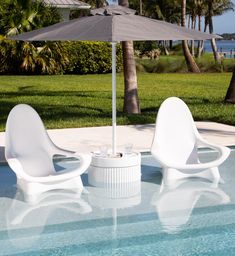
left=151, top=97, right=198, bottom=166
left=5, top=104, right=56, bottom=177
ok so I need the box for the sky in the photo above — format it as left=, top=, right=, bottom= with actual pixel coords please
left=213, top=0, right=235, bottom=34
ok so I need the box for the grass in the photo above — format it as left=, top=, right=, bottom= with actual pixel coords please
left=0, top=72, right=234, bottom=131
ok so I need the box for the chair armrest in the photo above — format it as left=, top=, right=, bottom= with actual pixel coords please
left=55, top=152, right=92, bottom=176
left=153, top=139, right=230, bottom=171
left=197, top=137, right=230, bottom=161
left=9, top=153, right=91, bottom=183
left=169, top=140, right=230, bottom=171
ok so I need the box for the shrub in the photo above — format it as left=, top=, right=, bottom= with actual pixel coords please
left=64, top=41, right=122, bottom=74
left=136, top=57, right=187, bottom=73
left=136, top=54, right=235, bottom=73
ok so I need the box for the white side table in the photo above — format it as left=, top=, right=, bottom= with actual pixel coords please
left=88, top=152, right=141, bottom=187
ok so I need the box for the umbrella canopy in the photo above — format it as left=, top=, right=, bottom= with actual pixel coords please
left=9, top=5, right=221, bottom=155
left=10, top=5, right=220, bottom=42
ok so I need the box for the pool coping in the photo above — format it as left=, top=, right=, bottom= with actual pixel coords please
left=0, top=121, right=235, bottom=164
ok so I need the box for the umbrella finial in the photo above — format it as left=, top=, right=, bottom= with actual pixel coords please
left=91, top=5, right=136, bottom=16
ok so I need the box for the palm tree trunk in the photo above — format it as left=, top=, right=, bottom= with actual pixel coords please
left=139, top=0, right=143, bottom=15
left=210, top=37, right=221, bottom=63
left=122, top=41, right=140, bottom=113
left=224, top=68, right=235, bottom=103
left=182, top=41, right=200, bottom=72
left=181, top=0, right=200, bottom=73
left=163, top=41, right=170, bottom=55
left=208, top=1, right=221, bottom=63
left=191, top=16, right=196, bottom=57
left=119, top=0, right=140, bottom=114
left=188, top=15, right=191, bottom=28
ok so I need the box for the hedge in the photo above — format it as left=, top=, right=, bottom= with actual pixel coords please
left=64, top=41, right=123, bottom=74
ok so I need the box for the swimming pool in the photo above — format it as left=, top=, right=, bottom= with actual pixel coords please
left=0, top=149, right=235, bottom=256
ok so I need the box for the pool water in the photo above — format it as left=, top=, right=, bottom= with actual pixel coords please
left=0, top=149, right=235, bottom=256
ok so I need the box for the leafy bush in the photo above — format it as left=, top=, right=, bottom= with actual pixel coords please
left=64, top=41, right=123, bottom=74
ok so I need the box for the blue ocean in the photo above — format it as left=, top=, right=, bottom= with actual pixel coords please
left=204, top=40, right=235, bottom=56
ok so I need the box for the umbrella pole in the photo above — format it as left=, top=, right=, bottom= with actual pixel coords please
left=112, top=42, right=117, bottom=156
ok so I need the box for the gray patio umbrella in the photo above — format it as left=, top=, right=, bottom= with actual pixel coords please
left=9, top=5, right=221, bottom=155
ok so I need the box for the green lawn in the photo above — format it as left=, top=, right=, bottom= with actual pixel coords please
left=0, top=73, right=234, bottom=131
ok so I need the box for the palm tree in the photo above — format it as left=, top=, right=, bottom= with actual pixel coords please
left=119, top=0, right=140, bottom=114
left=144, top=0, right=181, bottom=23
left=181, top=0, right=200, bottom=72
left=194, top=0, right=206, bottom=57
left=187, top=0, right=197, bottom=56
left=204, top=0, right=234, bottom=63
left=144, top=0, right=181, bottom=54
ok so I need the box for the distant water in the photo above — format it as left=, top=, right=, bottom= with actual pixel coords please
left=204, top=40, right=235, bottom=56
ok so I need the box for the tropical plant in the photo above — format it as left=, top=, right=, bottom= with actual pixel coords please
left=0, top=0, right=67, bottom=74
left=0, top=0, right=61, bottom=36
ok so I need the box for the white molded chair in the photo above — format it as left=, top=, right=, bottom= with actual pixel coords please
left=5, top=104, right=91, bottom=195
left=151, top=97, right=230, bottom=184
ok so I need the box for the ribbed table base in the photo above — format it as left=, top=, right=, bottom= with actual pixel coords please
left=88, top=152, right=141, bottom=187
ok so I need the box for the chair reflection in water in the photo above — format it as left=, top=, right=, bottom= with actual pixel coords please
left=151, top=179, right=230, bottom=234
left=7, top=189, right=92, bottom=249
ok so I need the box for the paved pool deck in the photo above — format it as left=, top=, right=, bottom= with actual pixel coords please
left=0, top=121, right=235, bottom=163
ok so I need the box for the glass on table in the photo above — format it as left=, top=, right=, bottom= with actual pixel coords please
left=124, top=143, right=133, bottom=155
left=99, top=145, right=109, bottom=157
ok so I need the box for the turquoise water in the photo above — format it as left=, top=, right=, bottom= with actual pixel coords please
left=0, top=150, right=235, bottom=255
